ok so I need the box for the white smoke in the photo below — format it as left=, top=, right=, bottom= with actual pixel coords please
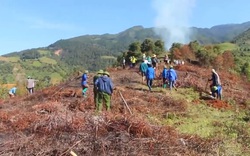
left=152, top=0, right=196, bottom=50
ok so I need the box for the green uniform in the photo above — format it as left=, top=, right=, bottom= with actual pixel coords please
left=97, top=92, right=111, bottom=111
left=93, top=74, right=102, bottom=105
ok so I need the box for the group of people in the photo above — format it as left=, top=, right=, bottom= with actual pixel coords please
left=139, top=54, right=222, bottom=99
left=7, top=57, right=222, bottom=113
left=80, top=69, right=114, bottom=112
left=8, top=76, right=38, bottom=98
left=139, top=57, right=177, bottom=92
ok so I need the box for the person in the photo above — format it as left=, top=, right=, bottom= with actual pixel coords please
left=211, top=85, right=222, bottom=100
left=167, top=65, right=178, bottom=91
left=146, top=63, right=155, bottom=91
left=130, top=55, right=137, bottom=68
left=164, top=54, right=169, bottom=64
left=146, top=55, right=152, bottom=64
left=81, top=70, right=89, bottom=97
left=26, top=76, right=39, bottom=94
left=95, top=71, right=114, bottom=112
left=162, top=65, right=168, bottom=88
left=142, top=53, right=146, bottom=61
left=151, top=54, right=159, bottom=69
left=208, top=69, right=221, bottom=86
left=93, top=70, right=103, bottom=105
left=208, top=69, right=222, bottom=97
left=139, top=60, right=148, bottom=84
left=122, top=57, right=126, bottom=69
left=9, top=87, right=17, bottom=98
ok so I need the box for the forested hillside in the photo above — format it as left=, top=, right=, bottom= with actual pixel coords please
left=190, top=21, right=250, bottom=43
left=1, top=21, right=250, bottom=91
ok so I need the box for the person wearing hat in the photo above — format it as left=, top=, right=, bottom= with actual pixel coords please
left=81, top=70, right=89, bottom=97
left=151, top=54, right=159, bottom=69
left=95, top=71, right=114, bottom=112
left=208, top=69, right=221, bottom=87
left=26, top=76, right=39, bottom=94
left=146, top=63, right=155, bottom=91
left=167, top=65, right=178, bottom=91
left=139, top=59, right=148, bottom=84
left=93, top=69, right=103, bottom=104
left=162, top=65, right=168, bottom=88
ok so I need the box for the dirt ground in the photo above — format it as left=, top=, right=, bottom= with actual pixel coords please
left=0, top=63, right=249, bottom=155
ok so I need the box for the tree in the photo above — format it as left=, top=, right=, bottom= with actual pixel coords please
left=154, top=40, right=165, bottom=55
left=129, top=41, right=141, bottom=52
left=189, top=40, right=200, bottom=52
left=141, top=39, right=154, bottom=53
left=169, top=43, right=182, bottom=60
left=180, top=45, right=196, bottom=61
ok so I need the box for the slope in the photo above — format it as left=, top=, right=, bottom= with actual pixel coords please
left=0, top=62, right=249, bottom=155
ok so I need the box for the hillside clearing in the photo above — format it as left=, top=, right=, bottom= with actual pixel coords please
left=0, top=63, right=249, bottom=155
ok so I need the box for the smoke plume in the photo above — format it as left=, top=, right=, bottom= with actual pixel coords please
left=152, top=0, right=196, bottom=50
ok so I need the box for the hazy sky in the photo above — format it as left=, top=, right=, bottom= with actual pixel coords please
left=0, top=0, right=249, bottom=55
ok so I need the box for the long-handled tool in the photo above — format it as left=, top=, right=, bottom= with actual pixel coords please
left=118, top=90, right=133, bottom=115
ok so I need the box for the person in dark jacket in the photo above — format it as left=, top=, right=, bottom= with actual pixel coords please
left=93, top=70, right=103, bottom=105
left=167, top=66, right=177, bottom=91
left=139, top=60, right=148, bottom=84
left=146, top=63, right=155, bottom=91
left=208, top=69, right=222, bottom=98
left=151, top=54, right=159, bottom=69
left=95, top=71, right=114, bottom=112
left=208, top=69, right=221, bottom=86
left=81, top=70, right=89, bottom=97
left=162, top=65, right=168, bottom=88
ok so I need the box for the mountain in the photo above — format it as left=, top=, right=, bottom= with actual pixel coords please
left=190, top=21, right=250, bottom=43
left=47, top=26, right=159, bottom=70
left=232, top=27, right=250, bottom=51
left=1, top=22, right=250, bottom=85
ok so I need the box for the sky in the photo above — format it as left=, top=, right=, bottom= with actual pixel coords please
left=0, top=0, right=249, bottom=55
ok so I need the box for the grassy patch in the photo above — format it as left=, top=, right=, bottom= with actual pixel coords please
left=37, top=49, right=50, bottom=55
left=101, top=56, right=116, bottom=59
left=50, top=73, right=63, bottom=84
left=142, top=87, right=250, bottom=155
left=0, top=56, right=9, bottom=61
left=8, top=57, right=20, bottom=62
left=39, top=57, right=57, bottom=64
left=141, top=86, right=250, bottom=152
left=0, top=56, right=19, bottom=62
left=216, top=42, right=238, bottom=52
left=32, top=61, right=42, bottom=67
